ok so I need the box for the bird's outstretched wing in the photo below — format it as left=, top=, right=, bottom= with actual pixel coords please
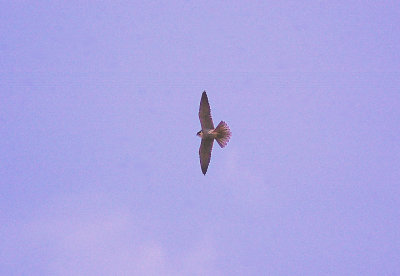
left=199, top=91, right=214, bottom=130
left=199, top=138, right=214, bottom=175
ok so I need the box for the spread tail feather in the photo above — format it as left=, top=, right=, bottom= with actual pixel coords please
left=214, top=121, right=231, bottom=148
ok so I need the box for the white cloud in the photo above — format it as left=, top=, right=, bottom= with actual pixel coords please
left=4, top=191, right=221, bottom=276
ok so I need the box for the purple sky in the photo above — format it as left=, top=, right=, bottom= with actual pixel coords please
left=1, top=1, right=400, bottom=275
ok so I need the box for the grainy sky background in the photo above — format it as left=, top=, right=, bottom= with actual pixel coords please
left=1, top=1, right=400, bottom=275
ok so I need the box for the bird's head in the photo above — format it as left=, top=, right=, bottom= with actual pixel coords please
left=196, top=130, right=203, bottom=137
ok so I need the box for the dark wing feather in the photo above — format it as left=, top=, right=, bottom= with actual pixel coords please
left=199, top=138, right=214, bottom=175
left=199, top=91, right=214, bottom=130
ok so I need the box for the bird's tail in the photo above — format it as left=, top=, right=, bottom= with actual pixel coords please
left=214, top=121, right=231, bottom=148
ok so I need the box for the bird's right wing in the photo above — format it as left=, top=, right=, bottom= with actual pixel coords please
left=199, top=91, right=214, bottom=130
left=199, top=138, right=214, bottom=175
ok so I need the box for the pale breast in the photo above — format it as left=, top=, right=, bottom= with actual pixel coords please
left=202, top=128, right=217, bottom=139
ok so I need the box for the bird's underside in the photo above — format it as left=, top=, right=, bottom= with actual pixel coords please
left=198, top=91, right=231, bottom=175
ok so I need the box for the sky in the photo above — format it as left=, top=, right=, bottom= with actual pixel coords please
left=1, top=1, right=400, bottom=275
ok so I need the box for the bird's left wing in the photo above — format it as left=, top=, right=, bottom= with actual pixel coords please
left=199, top=91, right=214, bottom=130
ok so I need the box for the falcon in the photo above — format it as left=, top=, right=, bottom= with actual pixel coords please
left=197, top=91, right=231, bottom=175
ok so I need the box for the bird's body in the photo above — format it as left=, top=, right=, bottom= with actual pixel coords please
left=197, top=129, right=216, bottom=139
left=197, top=91, right=231, bottom=175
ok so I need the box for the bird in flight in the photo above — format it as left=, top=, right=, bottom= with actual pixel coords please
left=197, top=91, right=231, bottom=175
